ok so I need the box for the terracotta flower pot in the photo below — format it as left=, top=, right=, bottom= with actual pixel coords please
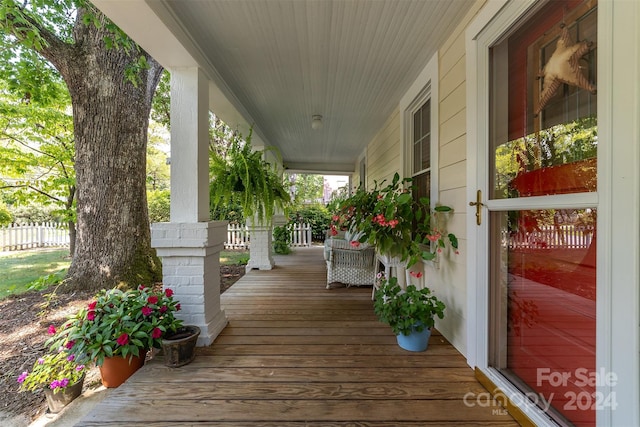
left=161, top=325, right=200, bottom=367
left=99, top=353, right=145, bottom=388
left=43, top=375, right=85, bottom=413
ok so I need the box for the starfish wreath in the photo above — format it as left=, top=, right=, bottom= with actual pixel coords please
left=535, top=24, right=596, bottom=116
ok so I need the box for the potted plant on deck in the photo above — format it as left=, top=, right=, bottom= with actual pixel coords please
left=47, top=285, right=183, bottom=387
left=373, top=274, right=446, bottom=352
left=17, top=347, right=88, bottom=413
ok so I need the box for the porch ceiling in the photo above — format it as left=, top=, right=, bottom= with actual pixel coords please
left=95, top=0, right=474, bottom=173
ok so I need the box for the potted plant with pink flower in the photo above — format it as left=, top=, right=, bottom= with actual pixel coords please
left=331, top=173, right=458, bottom=268
left=17, top=348, right=88, bottom=413
left=46, top=285, right=182, bottom=387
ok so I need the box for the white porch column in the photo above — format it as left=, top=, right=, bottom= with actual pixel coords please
left=151, top=68, right=228, bottom=346
left=245, top=217, right=274, bottom=272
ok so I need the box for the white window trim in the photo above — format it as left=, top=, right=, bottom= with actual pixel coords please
left=466, top=1, right=640, bottom=426
left=400, top=53, right=439, bottom=207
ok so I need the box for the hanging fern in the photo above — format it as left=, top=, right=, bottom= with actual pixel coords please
left=209, top=129, right=290, bottom=225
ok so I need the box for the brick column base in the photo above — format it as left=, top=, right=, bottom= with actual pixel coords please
left=151, top=221, right=229, bottom=346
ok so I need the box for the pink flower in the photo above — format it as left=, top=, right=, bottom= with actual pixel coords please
left=350, top=241, right=360, bottom=248
left=38, top=358, right=45, bottom=365
left=164, top=289, right=174, bottom=297
left=47, top=325, right=56, bottom=335
left=147, top=295, right=158, bottom=305
left=138, top=284, right=146, bottom=290
left=159, top=305, right=168, bottom=313
left=88, top=301, right=97, bottom=310
left=141, top=306, right=153, bottom=316
left=65, top=340, right=75, bottom=349
left=409, top=271, right=423, bottom=279
left=87, top=310, right=96, bottom=321
left=151, top=328, right=162, bottom=339
left=426, top=233, right=441, bottom=242
left=76, top=365, right=85, bottom=371
left=332, top=215, right=340, bottom=221
left=176, top=304, right=181, bottom=311
left=388, top=219, right=399, bottom=228
left=50, top=380, right=60, bottom=389
left=331, top=228, right=338, bottom=236
left=66, top=354, right=75, bottom=362
left=116, top=333, right=129, bottom=346
left=59, top=378, right=69, bottom=388
left=17, top=371, right=28, bottom=383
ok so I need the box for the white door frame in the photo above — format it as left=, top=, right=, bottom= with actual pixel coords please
left=465, top=0, right=640, bottom=425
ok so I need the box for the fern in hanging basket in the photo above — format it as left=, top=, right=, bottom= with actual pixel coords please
left=209, top=129, right=290, bottom=224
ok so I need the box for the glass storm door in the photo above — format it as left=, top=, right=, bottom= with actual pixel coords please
left=486, top=1, right=598, bottom=426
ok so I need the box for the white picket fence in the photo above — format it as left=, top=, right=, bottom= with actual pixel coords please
left=225, top=222, right=312, bottom=249
left=1, top=222, right=70, bottom=251
left=504, top=225, right=594, bottom=249
left=1, top=222, right=312, bottom=252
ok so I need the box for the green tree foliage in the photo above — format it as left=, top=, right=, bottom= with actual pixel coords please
left=146, top=123, right=170, bottom=191
left=0, top=81, right=75, bottom=249
left=0, top=200, right=11, bottom=225
left=0, top=0, right=164, bottom=289
left=147, top=189, right=170, bottom=223
left=290, top=174, right=324, bottom=208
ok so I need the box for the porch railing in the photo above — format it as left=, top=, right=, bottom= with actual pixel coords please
left=225, top=222, right=312, bottom=249
left=504, top=224, right=594, bottom=250
left=1, top=222, right=70, bottom=251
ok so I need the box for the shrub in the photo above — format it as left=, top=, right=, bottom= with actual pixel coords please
left=290, top=206, right=331, bottom=241
left=273, top=224, right=292, bottom=254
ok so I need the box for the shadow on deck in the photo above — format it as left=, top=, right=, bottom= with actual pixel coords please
left=76, top=246, right=516, bottom=426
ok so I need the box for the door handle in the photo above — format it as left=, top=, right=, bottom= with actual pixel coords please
left=469, top=190, right=484, bottom=226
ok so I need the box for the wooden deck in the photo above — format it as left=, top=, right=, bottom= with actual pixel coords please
left=77, top=246, right=517, bottom=426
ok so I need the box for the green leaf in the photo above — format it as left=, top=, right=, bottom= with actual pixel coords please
left=448, top=233, right=458, bottom=249
left=396, top=193, right=412, bottom=205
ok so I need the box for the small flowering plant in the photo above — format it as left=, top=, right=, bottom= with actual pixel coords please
left=331, top=173, right=458, bottom=267
left=17, top=349, right=87, bottom=394
left=46, top=286, right=183, bottom=366
left=373, top=273, right=446, bottom=336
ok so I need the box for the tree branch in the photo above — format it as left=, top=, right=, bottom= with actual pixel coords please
left=3, top=3, right=74, bottom=72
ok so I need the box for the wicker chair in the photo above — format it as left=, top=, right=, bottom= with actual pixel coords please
left=325, top=238, right=377, bottom=289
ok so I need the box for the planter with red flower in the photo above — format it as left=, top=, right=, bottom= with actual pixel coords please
left=331, top=173, right=458, bottom=269
left=47, top=285, right=183, bottom=387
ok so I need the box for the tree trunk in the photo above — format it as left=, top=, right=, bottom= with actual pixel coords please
left=68, top=219, right=76, bottom=258
left=58, top=16, right=163, bottom=290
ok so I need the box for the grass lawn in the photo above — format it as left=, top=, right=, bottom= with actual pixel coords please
left=0, top=248, right=71, bottom=299
left=220, top=249, right=250, bottom=266
left=0, top=248, right=249, bottom=300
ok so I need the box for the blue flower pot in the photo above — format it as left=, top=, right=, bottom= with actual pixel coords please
left=396, top=325, right=432, bottom=352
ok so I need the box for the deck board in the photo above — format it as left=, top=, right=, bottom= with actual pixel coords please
left=76, top=246, right=517, bottom=426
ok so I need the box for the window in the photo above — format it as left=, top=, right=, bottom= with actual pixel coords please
left=400, top=55, right=437, bottom=235
left=412, top=99, right=431, bottom=204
